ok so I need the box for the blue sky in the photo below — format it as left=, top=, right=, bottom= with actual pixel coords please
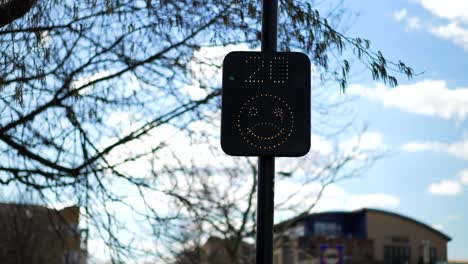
left=176, top=1, right=468, bottom=259
left=26, top=1, right=467, bottom=262
left=76, top=1, right=467, bottom=261
left=326, top=0, right=468, bottom=260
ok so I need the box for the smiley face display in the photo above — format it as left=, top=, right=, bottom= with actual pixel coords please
left=237, top=94, right=295, bottom=150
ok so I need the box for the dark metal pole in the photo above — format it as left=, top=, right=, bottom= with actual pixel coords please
left=257, top=0, right=278, bottom=264
left=256, top=156, right=275, bottom=264
left=261, top=0, right=278, bottom=53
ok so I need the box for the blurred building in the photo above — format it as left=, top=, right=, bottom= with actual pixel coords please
left=200, top=236, right=255, bottom=264
left=273, top=208, right=451, bottom=264
left=0, top=203, right=87, bottom=264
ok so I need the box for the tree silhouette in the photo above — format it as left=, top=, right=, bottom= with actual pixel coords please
left=0, top=0, right=411, bottom=262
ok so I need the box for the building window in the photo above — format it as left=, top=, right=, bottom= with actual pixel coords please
left=282, top=244, right=295, bottom=264
left=297, top=239, right=317, bottom=261
left=64, top=250, right=81, bottom=264
left=298, top=249, right=307, bottom=261
left=62, top=224, right=80, bottom=236
left=419, top=242, right=437, bottom=263
left=314, top=222, right=342, bottom=236
left=291, top=225, right=305, bottom=238
left=430, top=247, right=437, bottom=263
left=384, top=245, right=411, bottom=264
left=274, top=253, right=280, bottom=264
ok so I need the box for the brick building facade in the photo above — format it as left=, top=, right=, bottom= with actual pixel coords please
left=0, top=203, right=87, bottom=264
left=273, top=208, right=451, bottom=264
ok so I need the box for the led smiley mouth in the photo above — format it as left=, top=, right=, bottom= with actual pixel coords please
left=237, top=94, right=295, bottom=150
left=246, top=122, right=285, bottom=140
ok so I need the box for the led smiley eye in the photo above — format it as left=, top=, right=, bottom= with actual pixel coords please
left=274, top=108, right=284, bottom=123
left=249, top=107, right=259, bottom=117
left=274, top=108, right=283, bottom=118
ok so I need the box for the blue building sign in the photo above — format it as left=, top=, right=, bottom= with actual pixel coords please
left=320, top=244, right=344, bottom=264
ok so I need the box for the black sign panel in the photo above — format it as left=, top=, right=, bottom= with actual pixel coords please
left=221, top=51, right=311, bottom=157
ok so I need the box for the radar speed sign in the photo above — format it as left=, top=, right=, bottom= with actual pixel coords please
left=221, top=51, right=311, bottom=157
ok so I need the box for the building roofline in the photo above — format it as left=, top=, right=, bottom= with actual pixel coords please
left=0, top=202, right=50, bottom=210
left=360, top=208, right=451, bottom=241
left=274, top=208, right=451, bottom=241
left=0, top=202, right=80, bottom=214
left=274, top=210, right=363, bottom=232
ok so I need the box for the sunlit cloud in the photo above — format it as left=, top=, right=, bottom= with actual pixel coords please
left=310, top=133, right=333, bottom=155
left=426, top=168, right=468, bottom=196
left=393, top=2, right=468, bottom=50
left=430, top=22, right=468, bottom=51
left=391, top=8, right=422, bottom=31
left=459, top=169, right=468, bottom=185
left=184, top=44, right=252, bottom=100
left=418, top=0, right=468, bottom=50
left=339, top=132, right=385, bottom=152
left=407, top=16, right=422, bottom=30
left=428, top=180, right=463, bottom=196
left=431, top=223, right=444, bottom=231
left=448, top=214, right=461, bottom=221
left=72, top=70, right=112, bottom=92
left=348, top=81, right=468, bottom=122
left=402, top=138, right=468, bottom=161
left=419, top=0, right=468, bottom=23
left=345, top=193, right=400, bottom=211
left=393, top=8, right=408, bottom=22
left=274, top=181, right=400, bottom=221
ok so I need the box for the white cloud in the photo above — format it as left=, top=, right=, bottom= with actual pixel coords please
left=409, top=167, right=468, bottom=197
left=339, top=132, right=384, bottom=153
left=317, top=186, right=400, bottom=212
left=420, top=0, right=468, bottom=23
left=72, top=70, right=112, bottom=91
left=185, top=44, right=252, bottom=100
left=38, top=31, right=52, bottom=46
left=430, top=22, right=468, bottom=51
left=345, top=193, right=400, bottom=211
left=310, top=133, right=333, bottom=155
left=459, top=169, right=468, bottom=184
left=348, top=81, right=468, bottom=121
left=407, top=16, right=422, bottom=30
left=305, top=132, right=384, bottom=160
left=87, top=238, right=112, bottom=262
left=428, top=180, right=463, bottom=196
left=448, top=214, right=461, bottom=221
left=391, top=8, right=422, bottom=31
left=412, top=0, right=468, bottom=50
left=402, top=138, right=468, bottom=160
left=274, top=181, right=400, bottom=221
left=336, top=131, right=385, bottom=161
left=180, top=84, right=209, bottom=100
left=431, top=223, right=444, bottom=231
left=393, top=8, right=408, bottom=22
